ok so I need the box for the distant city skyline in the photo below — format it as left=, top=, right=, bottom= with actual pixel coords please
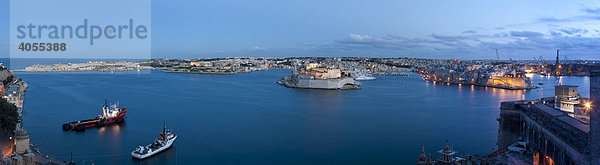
left=2, top=0, right=600, bottom=60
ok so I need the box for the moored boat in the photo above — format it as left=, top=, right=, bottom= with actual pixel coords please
left=353, top=72, right=376, bottom=81
left=62, top=100, right=127, bottom=131
left=131, top=122, right=177, bottom=159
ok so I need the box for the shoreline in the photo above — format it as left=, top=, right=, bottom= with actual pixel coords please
left=425, top=79, right=538, bottom=90
left=2, top=72, right=68, bottom=164
left=161, top=70, right=238, bottom=74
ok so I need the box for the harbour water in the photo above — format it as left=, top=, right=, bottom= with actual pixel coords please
left=15, top=66, right=589, bottom=164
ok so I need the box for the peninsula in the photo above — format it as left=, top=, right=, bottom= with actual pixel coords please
left=19, top=61, right=152, bottom=72
left=19, top=57, right=599, bottom=91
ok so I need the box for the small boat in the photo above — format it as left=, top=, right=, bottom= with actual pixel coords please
left=538, top=82, right=544, bottom=85
left=131, top=122, right=177, bottom=159
left=353, top=72, right=376, bottom=81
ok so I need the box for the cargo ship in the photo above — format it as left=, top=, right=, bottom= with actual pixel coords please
left=131, top=122, right=177, bottom=159
left=62, top=101, right=127, bottom=131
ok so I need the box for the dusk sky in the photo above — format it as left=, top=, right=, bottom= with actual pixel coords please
left=2, top=0, right=600, bottom=60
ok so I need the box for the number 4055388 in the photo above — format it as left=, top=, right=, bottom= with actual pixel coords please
left=18, top=43, right=66, bottom=51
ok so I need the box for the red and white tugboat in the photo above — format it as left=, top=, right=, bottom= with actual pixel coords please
left=131, top=121, right=177, bottom=159
left=62, top=100, right=127, bottom=131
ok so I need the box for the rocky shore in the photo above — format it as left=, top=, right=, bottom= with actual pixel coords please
left=19, top=61, right=152, bottom=72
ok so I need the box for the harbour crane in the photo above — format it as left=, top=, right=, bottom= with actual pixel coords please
left=566, top=55, right=573, bottom=75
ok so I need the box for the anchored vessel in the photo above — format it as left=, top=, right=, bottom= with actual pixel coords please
left=353, top=72, right=376, bottom=81
left=131, top=123, right=177, bottom=159
left=61, top=101, right=127, bottom=131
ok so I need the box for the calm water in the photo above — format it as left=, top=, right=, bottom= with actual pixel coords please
left=15, top=68, right=589, bottom=165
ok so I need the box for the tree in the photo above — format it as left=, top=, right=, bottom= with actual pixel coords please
left=0, top=98, right=18, bottom=131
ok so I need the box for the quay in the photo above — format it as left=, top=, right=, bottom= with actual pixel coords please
left=421, top=69, right=538, bottom=90
left=0, top=66, right=67, bottom=165
left=427, top=79, right=537, bottom=90
left=417, top=66, right=600, bottom=164
left=496, top=66, right=600, bottom=164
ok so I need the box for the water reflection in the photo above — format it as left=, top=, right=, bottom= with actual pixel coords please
left=113, top=124, right=121, bottom=135
left=525, top=73, right=534, bottom=78
left=131, top=146, right=178, bottom=165
left=16, top=70, right=591, bottom=164
left=301, top=89, right=346, bottom=152
left=98, top=126, right=105, bottom=134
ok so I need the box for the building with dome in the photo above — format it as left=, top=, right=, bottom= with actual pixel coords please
left=416, top=146, right=433, bottom=165
left=0, top=129, right=35, bottom=165
left=14, top=129, right=29, bottom=155
left=436, top=142, right=460, bottom=165
left=416, top=141, right=480, bottom=165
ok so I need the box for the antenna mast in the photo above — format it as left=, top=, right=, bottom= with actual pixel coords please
left=555, top=49, right=560, bottom=76
left=163, top=119, right=167, bottom=135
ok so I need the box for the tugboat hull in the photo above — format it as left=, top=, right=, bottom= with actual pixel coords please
left=62, top=108, right=127, bottom=131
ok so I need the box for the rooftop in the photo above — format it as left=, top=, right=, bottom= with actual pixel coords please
left=555, top=85, right=578, bottom=88
left=557, top=116, right=590, bottom=133
left=484, top=150, right=532, bottom=164
left=533, top=104, right=566, bottom=117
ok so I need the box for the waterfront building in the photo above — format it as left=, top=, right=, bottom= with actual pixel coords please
left=417, top=147, right=433, bottom=165
left=436, top=143, right=458, bottom=164
left=496, top=66, right=600, bottom=164
left=277, top=62, right=359, bottom=90
left=305, top=63, right=319, bottom=70
left=554, top=85, right=580, bottom=113
left=190, top=61, right=211, bottom=67
left=1, top=129, right=35, bottom=165
left=416, top=142, right=483, bottom=165
left=2, top=87, right=21, bottom=109
left=484, top=75, right=533, bottom=89
left=590, top=67, right=600, bottom=164
left=14, top=129, right=29, bottom=155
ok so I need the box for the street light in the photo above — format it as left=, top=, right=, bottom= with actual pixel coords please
left=585, top=102, right=592, bottom=109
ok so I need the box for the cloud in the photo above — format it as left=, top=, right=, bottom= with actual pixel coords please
left=431, top=34, right=470, bottom=42
left=534, top=6, right=600, bottom=24
left=348, top=33, right=373, bottom=40
left=509, top=31, right=544, bottom=38
left=583, top=7, right=600, bottom=15
left=206, top=5, right=600, bottom=60
left=298, top=30, right=600, bottom=59
left=537, top=17, right=570, bottom=23
left=560, top=28, right=588, bottom=35
left=462, top=30, right=477, bottom=34
left=200, top=30, right=599, bottom=60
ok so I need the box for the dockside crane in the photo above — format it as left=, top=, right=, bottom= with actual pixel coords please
left=566, top=55, right=573, bottom=75
left=539, top=56, right=547, bottom=75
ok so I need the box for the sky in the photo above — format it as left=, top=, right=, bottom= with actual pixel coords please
left=2, top=0, right=600, bottom=60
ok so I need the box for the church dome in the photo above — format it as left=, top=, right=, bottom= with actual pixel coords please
left=15, top=129, right=29, bottom=139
